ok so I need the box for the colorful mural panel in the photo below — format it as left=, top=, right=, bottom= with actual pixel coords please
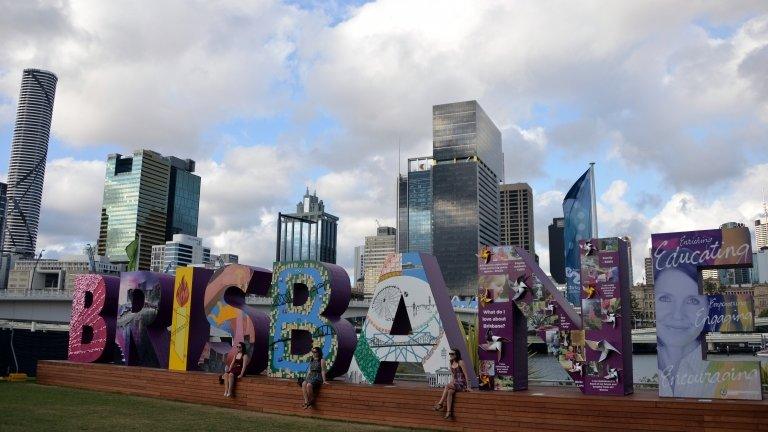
left=115, top=271, right=175, bottom=367
left=202, top=264, right=272, bottom=374
left=478, top=239, right=633, bottom=395
left=652, top=226, right=761, bottom=400
left=355, top=252, right=477, bottom=386
left=268, top=261, right=356, bottom=379
left=168, top=267, right=214, bottom=371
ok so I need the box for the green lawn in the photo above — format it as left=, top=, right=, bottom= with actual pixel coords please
left=0, top=382, right=416, bottom=432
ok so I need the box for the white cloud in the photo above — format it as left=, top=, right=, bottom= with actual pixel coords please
left=2, top=0, right=767, bottom=286
left=37, top=157, right=105, bottom=255
left=0, top=0, right=318, bottom=159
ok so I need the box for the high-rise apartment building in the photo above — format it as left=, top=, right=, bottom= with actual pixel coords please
left=4, top=69, right=57, bottom=257
left=0, top=182, right=7, bottom=252
left=363, top=226, right=397, bottom=298
left=548, top=217, right=565, bottom=284
left=499, top=183, right=534, bottom=255
left=0, top=182, right=8, bottom=289
left=97, top=150, right=201, bottom=270
left=150, top=234, right=211, bottom=275
left=276, top=189, right=338, bottom=263
left=399, top=101, right=503, bottom=297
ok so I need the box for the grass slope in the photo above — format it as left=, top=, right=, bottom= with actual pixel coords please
left=0, top=382, right=416, bottom=432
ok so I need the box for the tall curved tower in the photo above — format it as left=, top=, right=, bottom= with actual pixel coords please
left=3, top=68, right=57, bottom=257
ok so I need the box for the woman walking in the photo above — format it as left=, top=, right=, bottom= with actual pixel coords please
left=302, top=346, right=327, bottom=408
left=433, top=348, right=471, bottom=419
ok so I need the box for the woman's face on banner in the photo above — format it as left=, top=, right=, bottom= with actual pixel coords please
left=655, top=268, right=707, bottom=348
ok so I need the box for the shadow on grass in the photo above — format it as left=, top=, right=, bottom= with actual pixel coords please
left=0, top=382, right=418, bottom=432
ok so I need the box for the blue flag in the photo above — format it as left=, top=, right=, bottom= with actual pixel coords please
left=563, top=167, right=595, bottom=306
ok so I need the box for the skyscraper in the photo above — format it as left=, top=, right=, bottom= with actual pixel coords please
left=276, top=189, right=338, bottom=263
left=756, top=196, right=768, bottom=250
left=0, top=182, right=9, bottom=289
left=398, top=157, right=434, bottom=254
left=0, top=182, right=7, bottom=253
left=3, top=69, right=58, bottom=257
left=399, top=101, right=502, bottom=297
left=756, top=218, right=767, bottom=251
left=96, top=150, right=201, bottom=270
left=165, top=157, right=200, bottom=238
left=499, top=183, right=534, bottom=255
left=548, top=217, right=566, bottom=284
left=363, top=226, right=397, bottom=298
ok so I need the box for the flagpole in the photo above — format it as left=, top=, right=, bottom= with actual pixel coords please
left=589, top=162, right=598, bottom=238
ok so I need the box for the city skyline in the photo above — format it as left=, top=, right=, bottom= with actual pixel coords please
left=1, top=2, right=768, bottom=283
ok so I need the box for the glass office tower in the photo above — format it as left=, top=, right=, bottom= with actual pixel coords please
left=276, top=189, right=339, bottom=263
left=97, top=150, right=200, bottom=270
left=165, top=157, right=200, bottom=238
left=398, top=101, right=503, bottom=297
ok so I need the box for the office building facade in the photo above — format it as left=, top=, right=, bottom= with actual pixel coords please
left=97, top=150, right=200, bottom=270
left=150, top=234, right=210, bottom=275
left=7, top=253, right=120, bottom=293
left=3, top=69, right=58, bottom=257
left=548, top=217, right=566, bottom=284
left=500, top=183, right=534, bottom=255
left=276, top=189, right=338, bottom=263
left=363, top=227, right=397, bottom=298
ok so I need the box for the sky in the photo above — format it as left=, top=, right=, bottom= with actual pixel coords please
left=1, top=0, right=767, bottom=284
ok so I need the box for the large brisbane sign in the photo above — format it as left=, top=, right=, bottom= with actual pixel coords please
left=68, top=227, right=762, bottom=400
left=68, top=253, right=474, bottom=385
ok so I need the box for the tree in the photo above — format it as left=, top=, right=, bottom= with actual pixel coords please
left=703, top=279, right=722, bottom=295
